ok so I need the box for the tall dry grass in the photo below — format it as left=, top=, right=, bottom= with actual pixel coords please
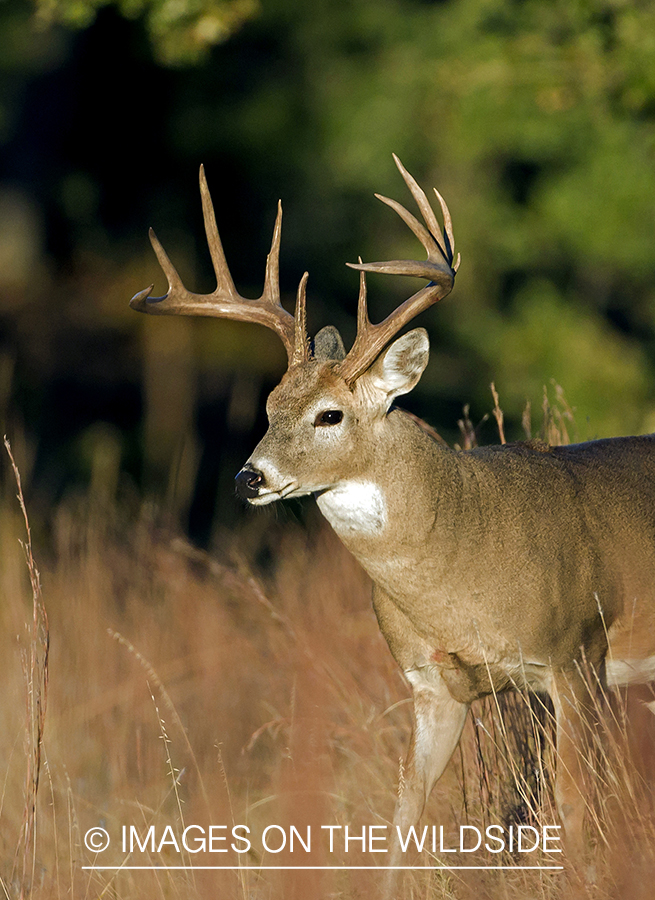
left=0, top=391, right=654, bottom=899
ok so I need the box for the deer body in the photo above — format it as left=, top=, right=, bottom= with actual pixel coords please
left=131, top=157, right=655, bottom=884
left=248, top=377, right=655, bottom=699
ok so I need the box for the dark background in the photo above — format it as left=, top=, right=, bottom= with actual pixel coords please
left=3, top=0, right=655, bottom=546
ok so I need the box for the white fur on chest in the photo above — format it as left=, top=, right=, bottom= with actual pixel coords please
left=316, top=481, right=387, bottom=536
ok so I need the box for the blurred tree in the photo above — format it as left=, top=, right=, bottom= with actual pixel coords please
left=3, top=0, right=655, bottom=539
left=33, top=0, right=258, bottom=64
left=159, top=0, right=655, bottom=437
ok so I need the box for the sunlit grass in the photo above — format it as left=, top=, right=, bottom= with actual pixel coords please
left=1, top=392, right=654, bottom=898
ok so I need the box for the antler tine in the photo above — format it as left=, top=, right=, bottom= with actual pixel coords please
left=263, top=199, right=283, bottom=305
left=392, top=153, right=450, bottom=261
left=199, top=163, right=238, bottom=298
left=130, top=167, right=305, bottom=367
left=338, top=157, right=458, bottom=384
left=292, top=272, right=311, bottom=366
left=356, top=261, right=369, bottom=333
left=433, top=185, right=461, bottom=273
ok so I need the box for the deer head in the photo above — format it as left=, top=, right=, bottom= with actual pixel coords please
left=130, top=155, right=459, bottom=510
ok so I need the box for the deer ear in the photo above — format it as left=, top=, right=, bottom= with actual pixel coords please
left=361, top=328, right=430, bottom=408
left=314, top=325, right=346, bottom=361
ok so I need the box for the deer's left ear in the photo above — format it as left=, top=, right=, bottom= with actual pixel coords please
left=360, top=328, right=430, bottom=410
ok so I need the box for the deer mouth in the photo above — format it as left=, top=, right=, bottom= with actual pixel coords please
left=249, top=482, right=296, bottom=505
left=254, top=483, right=318, bottom=504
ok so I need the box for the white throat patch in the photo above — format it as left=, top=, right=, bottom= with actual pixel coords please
left=316, top=481, right=387, bottom=536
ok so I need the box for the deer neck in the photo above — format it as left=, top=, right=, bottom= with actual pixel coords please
left=315, top=408, right=455, bottom=561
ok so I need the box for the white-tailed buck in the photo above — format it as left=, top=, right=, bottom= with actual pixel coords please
left=132, top=156, right=655, bottom=885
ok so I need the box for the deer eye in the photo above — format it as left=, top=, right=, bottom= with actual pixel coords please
left=314, top=409, right=343, bottom=427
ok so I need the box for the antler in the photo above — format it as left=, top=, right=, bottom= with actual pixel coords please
left=338, top=154, right=460, bottom=385
left=130, top=166, right=310, bottom=368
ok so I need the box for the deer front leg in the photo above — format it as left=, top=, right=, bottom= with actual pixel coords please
left=384, top=672, right=469, bottom=898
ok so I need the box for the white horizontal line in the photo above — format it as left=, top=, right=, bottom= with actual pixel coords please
left=82, top=865, right=564, bottom=871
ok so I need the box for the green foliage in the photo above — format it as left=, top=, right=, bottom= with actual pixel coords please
left=6, top=0, right=655, bottom=519
left=33, top=0, right=259, bottom=64
left=172, top=0, right=655, bottom=436
left=459, top=279, right=652, bottom=438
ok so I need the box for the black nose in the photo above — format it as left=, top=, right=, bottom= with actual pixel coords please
left=235, top=467, right=265, bottom=500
